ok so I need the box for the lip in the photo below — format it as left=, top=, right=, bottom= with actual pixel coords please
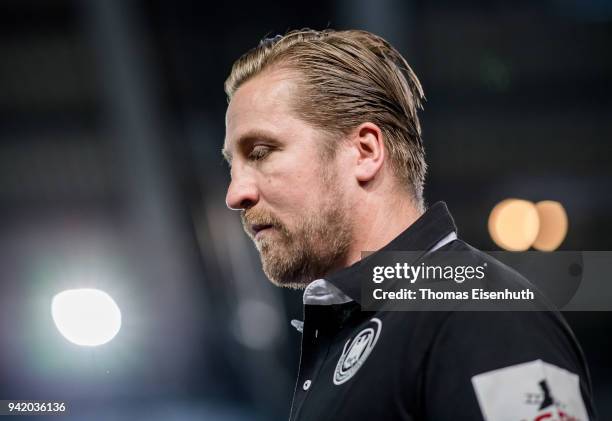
left=252, top=224, right=273, bottom=239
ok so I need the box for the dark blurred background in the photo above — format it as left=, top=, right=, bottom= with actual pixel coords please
left=0, top=0, right=610, bottom=419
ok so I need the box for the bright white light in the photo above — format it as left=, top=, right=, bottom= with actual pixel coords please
left=51, top=289, right=121, bottom=347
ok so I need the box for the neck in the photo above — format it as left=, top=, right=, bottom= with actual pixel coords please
left=339, top=192, right=423, bottom=269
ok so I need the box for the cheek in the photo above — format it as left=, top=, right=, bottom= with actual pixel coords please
left=259, top=167, right=323, bottom=211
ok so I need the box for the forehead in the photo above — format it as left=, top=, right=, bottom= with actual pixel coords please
left=224, top=69, right=300, bottom=152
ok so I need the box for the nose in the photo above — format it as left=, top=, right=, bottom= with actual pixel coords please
left=225, top=169, right=259, bottom=210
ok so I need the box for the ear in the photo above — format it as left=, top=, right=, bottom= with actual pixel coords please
left=350, top=122, right=386, bottom=183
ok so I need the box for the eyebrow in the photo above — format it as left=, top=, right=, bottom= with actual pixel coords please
left=222, top=130, right=281, bottom=165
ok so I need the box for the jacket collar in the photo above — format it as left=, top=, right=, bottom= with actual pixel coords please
left=317, top=201, right=458, bottom=305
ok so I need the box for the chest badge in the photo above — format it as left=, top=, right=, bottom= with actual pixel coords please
left=333, top=318, right=382, bottom=385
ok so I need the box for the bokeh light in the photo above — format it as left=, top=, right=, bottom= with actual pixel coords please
left=488, top=199, right=540, bottom=251
left=533, top=200, right=569, bottom=251
left=51, top=288, right=122, bottom=347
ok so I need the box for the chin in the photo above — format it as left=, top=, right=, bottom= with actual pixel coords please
left=261, top=260, right=315, bottom=290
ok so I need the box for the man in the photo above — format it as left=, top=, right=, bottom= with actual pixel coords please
left=222, top=29, right=596, bottom=420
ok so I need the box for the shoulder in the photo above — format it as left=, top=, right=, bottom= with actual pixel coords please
left=380, top=239, right=595, bottom=418
left=420, top=239, right=582, bottom=360
left=419, top=309, right=595, bottom=420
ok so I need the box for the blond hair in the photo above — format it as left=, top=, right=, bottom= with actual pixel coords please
left=225, top=29, right=427, bottom=204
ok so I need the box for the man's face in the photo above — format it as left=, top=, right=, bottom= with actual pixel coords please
left=224, top=69, right=353, bottom=288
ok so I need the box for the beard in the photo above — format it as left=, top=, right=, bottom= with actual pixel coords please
left=241, top=177, right=353, bottom=289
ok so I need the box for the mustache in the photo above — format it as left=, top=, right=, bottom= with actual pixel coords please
left=241, top=208, right=284, bottom=232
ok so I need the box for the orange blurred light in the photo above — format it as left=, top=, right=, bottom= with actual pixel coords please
left=532, top=200, right=568, bottom=251
left=488, top=199, right=540, bottom=251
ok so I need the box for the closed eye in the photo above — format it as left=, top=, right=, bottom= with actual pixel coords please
left=248, top=145, right=272, bottom=161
